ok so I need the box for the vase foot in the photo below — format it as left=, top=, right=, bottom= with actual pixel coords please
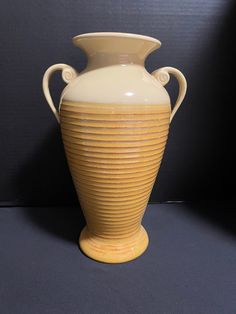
left=79, top=226, right=149, bottom=263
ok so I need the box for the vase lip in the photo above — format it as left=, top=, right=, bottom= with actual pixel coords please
left=73, top=32, right=161, bottom=47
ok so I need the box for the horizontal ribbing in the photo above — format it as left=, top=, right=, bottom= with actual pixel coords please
left=60, top=101, right=170, bottom=239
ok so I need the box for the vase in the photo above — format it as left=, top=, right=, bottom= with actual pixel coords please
left=42, top=32, right=187, bottom=263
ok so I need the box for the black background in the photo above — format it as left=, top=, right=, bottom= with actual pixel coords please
left=0, top=0, right=235, bottom=206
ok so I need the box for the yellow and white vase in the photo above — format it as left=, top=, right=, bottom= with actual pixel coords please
left=42, top=32, right=187, bottom=263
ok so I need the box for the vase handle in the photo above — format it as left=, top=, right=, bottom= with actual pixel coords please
left=42, top=63, right=78, bottom=123
left=152, top=67, right=187, bottom=122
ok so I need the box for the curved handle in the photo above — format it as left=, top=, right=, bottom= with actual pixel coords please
left=42, top=63, right=78, bottom=123
left=152, top=67, right=187, bottom=122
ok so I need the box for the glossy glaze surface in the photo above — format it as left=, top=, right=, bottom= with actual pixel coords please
left=60, top=101, right=170, bottom=263
left=42, top=32, right=187, bottom=263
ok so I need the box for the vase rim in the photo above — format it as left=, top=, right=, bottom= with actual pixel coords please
left=73, top=32, right=161, bottom=47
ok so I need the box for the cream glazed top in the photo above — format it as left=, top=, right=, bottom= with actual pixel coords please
left=43, top=32, right=187, bottom=123
left=61, top=32, right=170, bottom=105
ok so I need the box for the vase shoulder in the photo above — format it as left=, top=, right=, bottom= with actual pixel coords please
left=61, top=64, right=170, bottom=106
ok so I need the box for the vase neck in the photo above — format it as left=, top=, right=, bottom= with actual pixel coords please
left=85, top=52, right=145, bottom=71
left=73, top=32, right=161, bottom=71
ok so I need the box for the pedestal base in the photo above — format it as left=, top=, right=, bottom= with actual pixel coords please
left=79, top=226, right=149, bottom=263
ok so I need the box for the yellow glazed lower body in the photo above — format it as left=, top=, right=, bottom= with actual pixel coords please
left=60, top=101, right=170, bottom=263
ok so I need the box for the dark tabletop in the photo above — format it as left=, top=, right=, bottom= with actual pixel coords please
left=0, top=203, right=235, bottom=314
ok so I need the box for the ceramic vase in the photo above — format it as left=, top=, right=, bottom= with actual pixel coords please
left=42, top=32, right=187, bottom=263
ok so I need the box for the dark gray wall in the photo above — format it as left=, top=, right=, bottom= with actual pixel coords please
left=0, top=0, right=235, bottom=206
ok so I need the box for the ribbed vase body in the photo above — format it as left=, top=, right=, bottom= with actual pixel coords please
left=60, top=101, right=170, bottom=262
